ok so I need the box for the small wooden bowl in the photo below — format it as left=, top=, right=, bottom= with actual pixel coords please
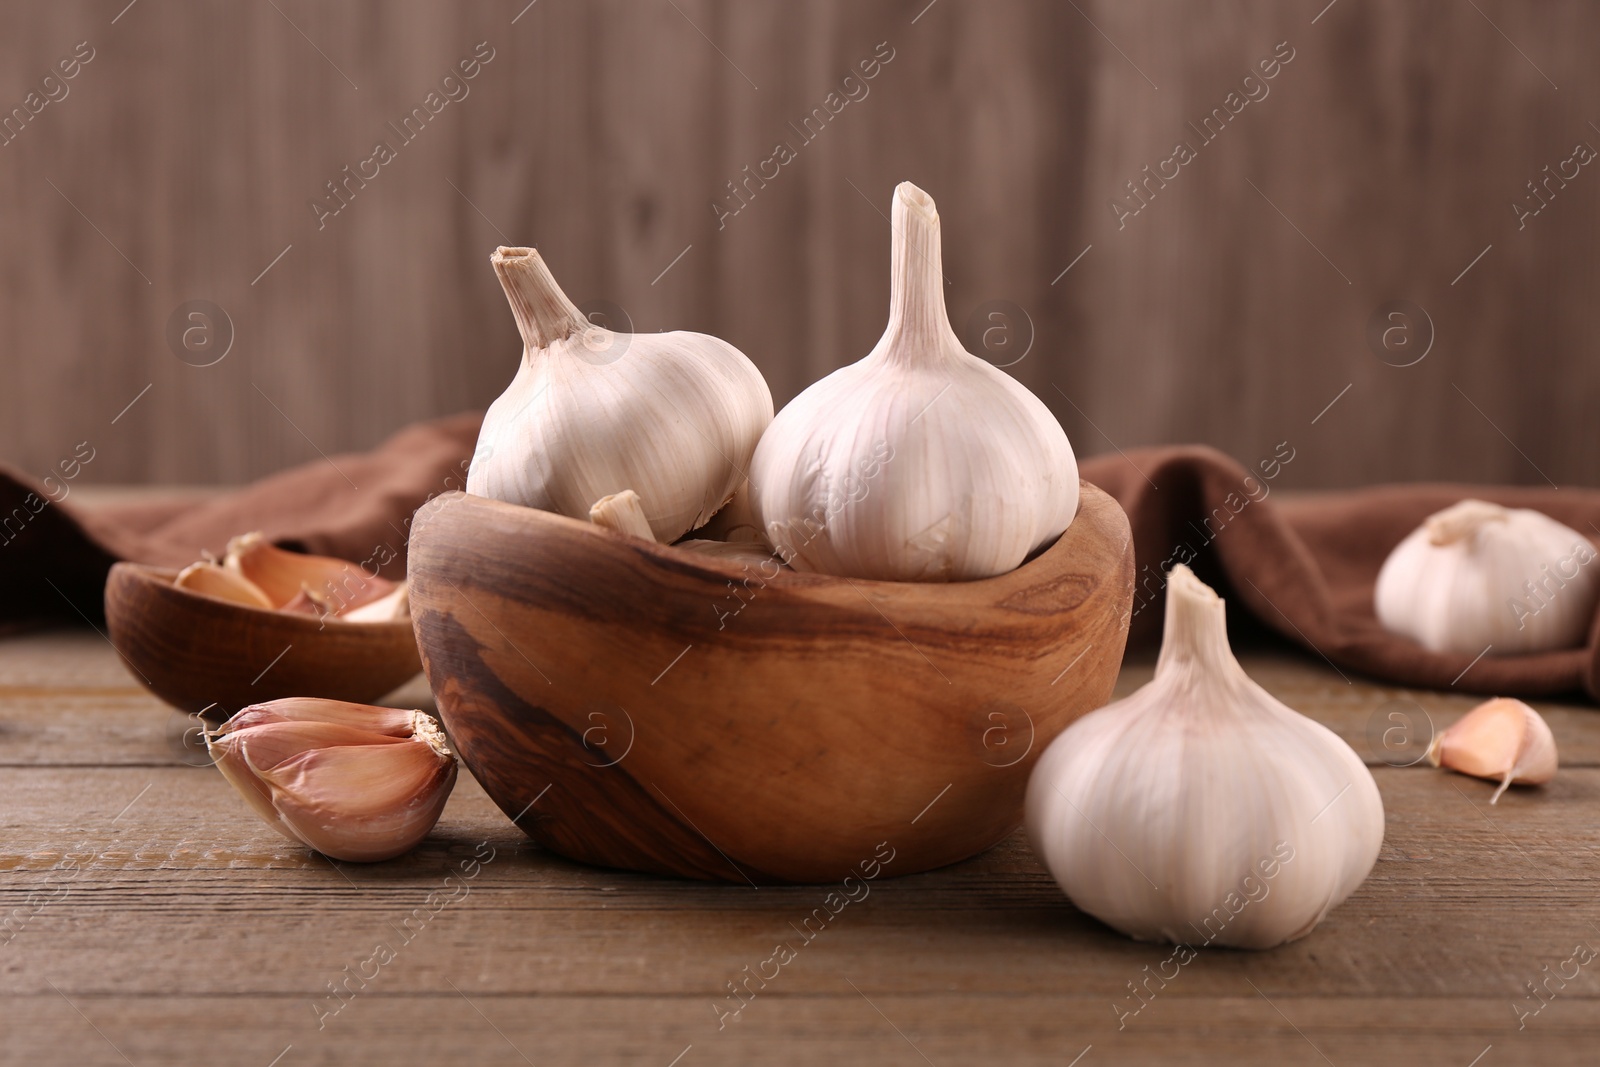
left=105, top=563, right=422, bottom=716
left=409, top=484, right=1134, bottom=884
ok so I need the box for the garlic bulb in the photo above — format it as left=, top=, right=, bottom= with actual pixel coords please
left=747, top=182, right=1077, bottom=581
left=206, top=698, right=457, bottom=862
left=1429, top=697, right=1557, bottom=803
left=1375, top=499, right=1599, bottom=655
left=1025, top=565, right=1384, bottom=949
left=468, top=247, right=774, bottom=543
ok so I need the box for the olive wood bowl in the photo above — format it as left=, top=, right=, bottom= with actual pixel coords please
left=105, top=563, right=422, bottom=715
left=408, top=483, right=1133, bottom=884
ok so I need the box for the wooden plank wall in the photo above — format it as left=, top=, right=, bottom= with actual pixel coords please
left=0, top=0, right=1594, bottom=489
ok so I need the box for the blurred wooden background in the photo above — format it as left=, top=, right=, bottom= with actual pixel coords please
left=0, top=0, right=1594, bottom=489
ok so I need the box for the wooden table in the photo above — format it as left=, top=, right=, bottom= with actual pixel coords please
left=3, top=628, right=1598, bottom=1066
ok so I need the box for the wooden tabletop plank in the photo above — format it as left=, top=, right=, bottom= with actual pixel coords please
left=3, top=630, right=1599, bottom=1064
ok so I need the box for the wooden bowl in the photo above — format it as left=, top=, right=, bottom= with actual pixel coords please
left=408, top=484, right=1134, bottom=884
left=105, top=563, right=422, bottom=716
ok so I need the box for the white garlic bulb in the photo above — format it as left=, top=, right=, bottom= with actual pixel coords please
left=467, top=247, right=774, bottom=543
left=1375, top=499, right=1599, bottom=655
left=1025, top=565, right=1384, bottom=949
left=747, top=182, right=1077, bottom=581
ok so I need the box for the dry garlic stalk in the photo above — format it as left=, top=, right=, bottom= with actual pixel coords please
left=1375, top=500, right=1599, bottom=655
left=206, top=698, right=456, bottom=862
left=1025, top=565, right=1384, bottom=949
left=1429, top=697, right=1557, bottom=803
left=468, top=247, right=773, bottom=543
left=589, top=489, right=655, bottom=541
left=748, top=182, right=1077, bottom=581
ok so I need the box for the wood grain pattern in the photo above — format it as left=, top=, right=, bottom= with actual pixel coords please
left=1, top=2, right=1597, bottom=490
left=103, top=562, right=421, bottom=715
left=5, top=626, right=1600, bottom=1064
left=406, top=482, right=1134, bottom=882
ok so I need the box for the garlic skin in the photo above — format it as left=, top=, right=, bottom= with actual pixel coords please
left=676, top=538, right=784, bottom=568
left=206, top=698, right=457, bottom=863
left=468, top=247, right=774, bottom=543
left=1025, top=565, right=1384, bottom=949
left=1429, top=697, right=1557, bottom=803
left=747, top=182, right=1077, bottom=582
left=1375, top=499, right=1599, bottom=655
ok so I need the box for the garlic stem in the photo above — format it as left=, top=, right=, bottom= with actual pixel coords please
left=491, top=246, right=591, bottom=351
left=881, top=182, right=958, bottom=361
left=1155, top=565, right=1245, bottom=682
left=589, top=489, right=656, bottom=541
left=1425, top=499, right=1509, bottom=546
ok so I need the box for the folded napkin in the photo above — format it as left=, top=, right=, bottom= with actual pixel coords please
left=4, top=413, right=1597, bottom=700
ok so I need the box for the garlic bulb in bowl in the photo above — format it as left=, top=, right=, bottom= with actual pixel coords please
left=1375, top=499, right=1599, bottom=655
left=468, top=247, right=774, bottom=543
left=747, top=182, right=1077, bottom=581
left=1025, top=565, right=1384, bottom=949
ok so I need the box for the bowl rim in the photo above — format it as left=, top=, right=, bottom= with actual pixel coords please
left=107, top=560, right=414, bottom=633
left=413, top=481, right=1126, bottom=603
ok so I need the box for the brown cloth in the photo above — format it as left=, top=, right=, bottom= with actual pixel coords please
left=3, top=414, right=1598, bottom=700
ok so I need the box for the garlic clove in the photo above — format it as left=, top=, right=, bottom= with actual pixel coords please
left=277, top=586, right=329, bottom=616
left=223, top=698, right=421, bottom=736
left=589, top=490, right=656, bottom=541
left=467, top=247, right=773, bottom=543
left=251, top=740, right=457, bottom=863
left=206, top=700, right=457, bottom=862
left=1428, top=696, right=1557, bottom=803
left=1025, top=564, right=1385, bottom=949
left=339, top=581, right=410, bottom=623
left=224, top=532, right=399, bottom=616
left=232, top=720, right=410, bottom=770
left=174, top=561, right=274, bottom=609
left=748, top=183, right=1077, bottom=581
left=1375, top=499, right=1600, bottom=655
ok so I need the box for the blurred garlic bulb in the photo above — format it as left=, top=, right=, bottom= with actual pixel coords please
left=747, top=182, right=1077, bottom=581
left=1375, top=500, right=1599, bottom=655
left=1025, top=565, right=1384, bottom=949
left=468, top=247, right=774, bottom=543
left=206, top=698, right=456, bottom=862
left=1429, top=697, right=1557, bottom=803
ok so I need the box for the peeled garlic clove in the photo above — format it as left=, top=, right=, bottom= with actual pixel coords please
left=1429, top=697, right=1557, bottom=803
left=205, top=699, right=456, bottom=863
left=174, top=561, right=274, bottom=609
left=1025, top=565, right=1385, bottom=950
left=467, top=247, right=774, bottom=542
left=224, top=532, right=398, bottom=616
left=748, top=183, right=1078, bottom=581
left=1375, top=499, right=1600, bottom=655
left=589, top=490, right=656, bottom=541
